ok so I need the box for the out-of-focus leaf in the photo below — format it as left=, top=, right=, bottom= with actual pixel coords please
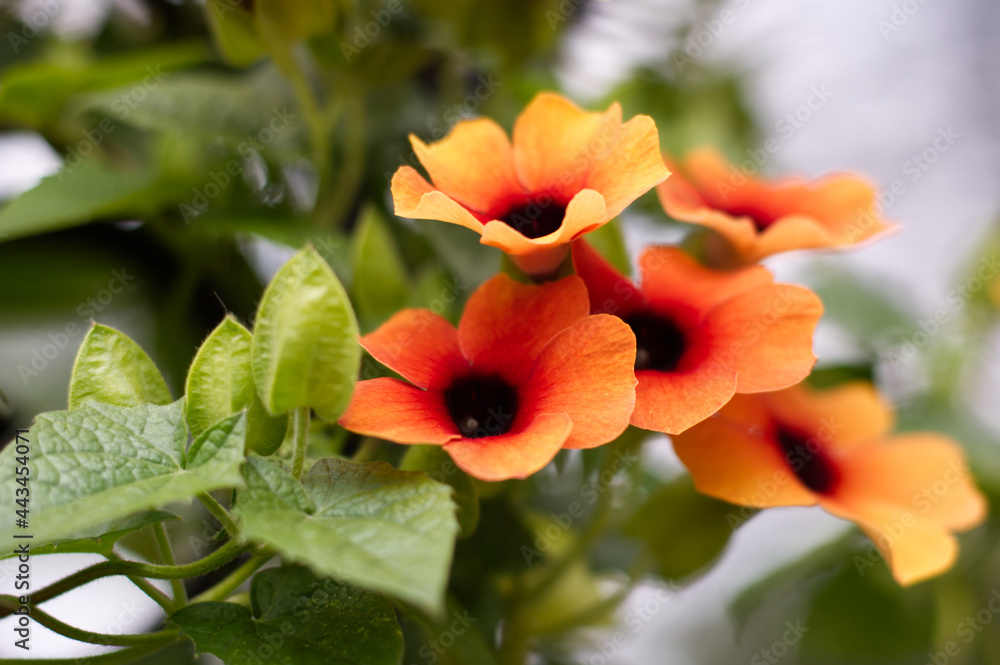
left=0, top=160, right=158, bottom=242
left=401, top=596, right=498, bottom=665
left=173, top=564, right=403, bottom=665
left=400, top=445, right=479, bottom=538
left=585, top=219, right=631, bottom=275
left=203, top=0, right=264, bottom=66
left=806, top=364, right=875, bottom=390
left=69, top=324, right=172, bottom=410
left=237, top=457, right=459, bottom=613
left=251, top=246, right=360, bottom=420
left=416, top=219, right=499, bottom=288
left=623, top=475, right=733, bottom=581
left=352, top=206, right=410, bottom=328
left=811, top=266, right=916, bottom=349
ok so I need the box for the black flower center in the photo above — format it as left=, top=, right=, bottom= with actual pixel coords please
left=500, top=199, right=566, bottom=239
left=624, top=312, right=687, bottom=372
left=445, top=375, right=518, bottom=439
left=774, top=425, right=839, bottom=494
left=726, top=205, right=774, bottom=232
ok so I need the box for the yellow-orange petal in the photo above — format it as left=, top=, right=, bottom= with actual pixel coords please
left=637, top=246, right=774, bottom=315
left=764, top=383, right=895, bottom=452
left=360, top=309, right=469, bottom=391
left=338, top=378, right=459, bottom=445
left=581, top=114, right=670, bottom=218
left=523, top=314, right=636, bottom=449
left=702, top=284, right=822, bottom=393
left=480, top=189, right=608, bottom=256
left=409, top=118, right=526, bottom=214
left=391, top=166, right=484, bottom=233
left=458, top=274, right=589, bottom=382
left=672, top=412, right=818, bottom=507
left=630, top=364, right=737, bottom=434
left=444, top=413, right=573, bottom=481
left=512, top=93, right=620, bottom=201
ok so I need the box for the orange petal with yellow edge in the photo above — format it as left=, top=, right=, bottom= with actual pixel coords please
left=631, top=363, right=738, bottom=434
left=763, top=382, right=894, bottom=452
left=338, top=378, right=459, bottom=445
left=512, top=93, right=620, bottom=201
left=458, top=274, right=589, bottom=382
left=523, top=314, right=636, bottom=449
left=702, top=284, right=822, bottom=393
left=391, top=166, right=484, bottom=233
left=360, top=309, right=468, bottom=391
left=444, top=413, right=573, bottom=481
left=480, top=189, right=607, bottom=256
left=409, top=118, right=525, bottom=214
left=637, top=246, right=774, bottom=315
left=672, top=412, right=818, bottom=507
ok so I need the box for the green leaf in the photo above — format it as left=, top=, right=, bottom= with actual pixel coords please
left=254, top=0, right=337, bottom=44
left=0, top=403, right=246, bottom=544
left=0, top=159, right=158, bottom=243
left=0, top=510, right=179, bottom=560
left=173, top=564, right=402, bottom=665
left=203, top=0, right=264, bottom=66
left=69, top=324, right=172, bottom=410
left=251, top=246, right=361, bottom=421
left=623, top=475, right=734, bottom=581
left=400, top=445, right=479, bottom=538
left=238, top=457, right=459, bottom=613
left=186, top=317, right=287, bottom=454
left=351, top=206, right=410, bottom=328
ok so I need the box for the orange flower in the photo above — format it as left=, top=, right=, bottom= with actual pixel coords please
left=571, top=239, right=822, bottom=434
left=391, top=92, right=669, bottom=276
left=657, top=147, right=896, bottom=266
left=673, top=383, right=987, bottom=585
left=338, top=274, right=637, bottom=481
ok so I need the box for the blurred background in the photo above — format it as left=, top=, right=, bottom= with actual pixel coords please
left=1, top=0, right=999, bottom=662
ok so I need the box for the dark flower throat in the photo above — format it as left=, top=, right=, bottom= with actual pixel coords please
left=500, top=200, right=567, bottom=239
left=774, top=425, right=839, bottom=494
left=624, top=312, right=687, bottom=372
left=445, top=375, right=518, bottom=439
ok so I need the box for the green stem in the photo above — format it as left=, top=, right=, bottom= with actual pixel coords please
left=323, top=94, right=365, bottom=227
left=122, top=573, right=176, bottom=615
left=291, top=407, right=311, bottom=479
left=3, top=643, right=168, bottom=665
left=0, top=540, right=253, bottom=620
left=191, top=550, right=273, bottom=604
left=0, top=597, right=178, bottom=647
left=198, top=492, right=240, bottom=537
left=287, top=51, right=329, bottom=175
left=152, top=522, right=187, bottom=607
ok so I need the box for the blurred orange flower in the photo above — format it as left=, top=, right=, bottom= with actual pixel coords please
left=391, top=92, right=669, bottom=276
left=673, top=382, right=987, bottom=585
left=338, top=274, right=637, bottom=481
left=571, top=240, right=822, bottom=434
left=657, top=147, right=896, bottom=266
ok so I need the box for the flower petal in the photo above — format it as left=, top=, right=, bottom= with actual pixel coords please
left=338, top=378, right=459, bottom=445
left=512, top=92, right=621, bottom=201
left=479, top=189, right=608, bottom=256
left=361, top=309, right=468, bottom=390
left=702, top=284, right=822, bottom=393
left=522, top=314, right=636, bottom=449
left=391, top=166, right=485, bottom=233
left=637, top=246, right=774, bottom=315
left=672, top=411, right=818, bottom=507
left=444, top=413, right=573, bottom=481
left=764, top=383, right=895, bottom=451
left=408, top=119, right=525, bottom=214
left=583, top=114, right=670, bottom=218
left=571, top=238, right=643, bottom=316
left=631, top=363, right=737, bottom=434
left=458, top=274, right=589, bottom=382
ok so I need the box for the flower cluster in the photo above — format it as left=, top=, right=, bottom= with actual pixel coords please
left=340, top=92, right=985, bottom=585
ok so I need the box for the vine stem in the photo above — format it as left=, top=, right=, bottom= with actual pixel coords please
left=190, top=550, right=274, bottom=604
left=291, top=407, right=311, bottom=479
left=0, top=539, right=253, bottom=620
left=0, top=596, right=178, bottom=647
left=2, top=642, right=169, bottom=665
left=197, top=492, right=240, bottom=537
left=152, top=522, right=187, bottom=607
